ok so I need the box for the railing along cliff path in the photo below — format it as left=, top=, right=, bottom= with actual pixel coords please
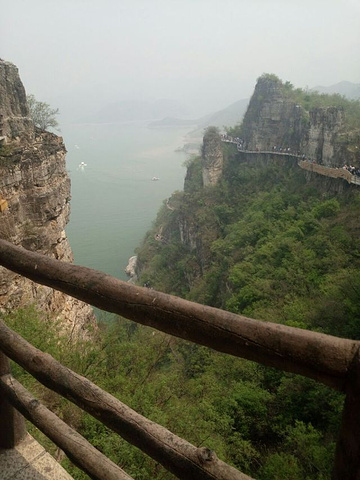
left=0, top=239, right=359, bottom=479
left=222, top=138, right=360, bottom=186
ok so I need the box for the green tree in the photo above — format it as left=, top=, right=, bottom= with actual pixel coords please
left=27, top=94, right=60, bottom=131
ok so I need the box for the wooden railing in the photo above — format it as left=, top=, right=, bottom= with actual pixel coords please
left=0, top=238, right=359, bottom=479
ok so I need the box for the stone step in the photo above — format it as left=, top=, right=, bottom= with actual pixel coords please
left=0, top=433, right=74, bottom=480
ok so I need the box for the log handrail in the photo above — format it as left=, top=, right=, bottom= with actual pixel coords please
left=0, top=374, right=134, bottom=480
left=0, top=319, right=251, bottom=480
left=0, top=239, right=358, bottom=391
left=0, top=238, right=360, bottom=479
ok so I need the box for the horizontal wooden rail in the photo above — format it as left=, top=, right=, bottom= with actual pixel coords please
left=0, top=320, right=252, bottom=480
left=0, top=374, right=133, bottom=480
left=0, top=239, right=358, bottom=390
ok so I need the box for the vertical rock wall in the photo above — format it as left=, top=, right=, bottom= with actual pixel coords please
left=241, top=75, right=346, bottom=167
left=201, top=127, right=223, bottom=187
left=0, top=60, right=32, bottom=139
left=0, top=60, right=95, bottom=337
left=241, top=76, right=305, bottom=152
left=305, top=107, right=345, bottom=166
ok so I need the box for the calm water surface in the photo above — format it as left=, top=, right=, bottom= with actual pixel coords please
left=62, top=122, right=191, bottom=281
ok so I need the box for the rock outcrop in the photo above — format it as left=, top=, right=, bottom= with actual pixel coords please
left=241, top=75, right=348, bottom=167
left=125, top=255, right=138, bottom=283
left=201, top=127, right=223, bottom=187
left=0, top=59, right=95, bottom=337
left=241, top=75, right=305, bottom=153
left=0, top=60, right=33, bottom=139
left=305, top=107, right=345, bottom=166
left=176, top=74, right=358, bottom=264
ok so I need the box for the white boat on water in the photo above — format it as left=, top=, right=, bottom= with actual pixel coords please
left=151, top=176, right=160, bottom=181
left=79, top=162, right=87, bottom=168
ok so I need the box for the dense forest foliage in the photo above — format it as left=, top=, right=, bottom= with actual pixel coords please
left=4, top=301, right=343, bottom=480
left=134, top=146, right=359, bottom=478
left=137, top=155, right=360, bottom=341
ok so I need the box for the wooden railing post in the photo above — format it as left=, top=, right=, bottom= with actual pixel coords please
left=0, top=350, right=26, bottom=448
left=333, top=352, right=360, bottom=480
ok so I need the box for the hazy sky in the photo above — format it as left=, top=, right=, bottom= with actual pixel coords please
left=1, top=0, right=359, bottom=120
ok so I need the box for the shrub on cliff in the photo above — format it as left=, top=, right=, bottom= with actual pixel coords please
left=27, top=94, right=59, bottom=131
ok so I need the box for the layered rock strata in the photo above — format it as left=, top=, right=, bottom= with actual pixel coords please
left=201, top=127, right=223, bottom=187
left=241, top=75, right=347, bottom=167
left=241, top=76, right=305, bottom=153
left=0, top=59, right=95, bottom=337
left=305, top=107, right=345, bottom=166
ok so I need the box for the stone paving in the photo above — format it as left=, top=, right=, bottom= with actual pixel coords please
left=0, top=434, right=73, bottom=480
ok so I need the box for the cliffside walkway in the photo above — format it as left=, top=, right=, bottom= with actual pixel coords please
left=222, top=139, right=360, bottom=186
left=0, top=239, right=360, bottom=479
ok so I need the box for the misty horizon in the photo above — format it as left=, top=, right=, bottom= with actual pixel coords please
left=1, top=0, right=359, bottom=125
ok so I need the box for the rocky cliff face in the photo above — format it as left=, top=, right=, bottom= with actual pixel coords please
left=305, top=107, right=345, bottom=166
left=0, top=60, right=32, bottom=139
left=241, top=75, right=347, bottom=167
left=176, top=75, right=356, bottom=261
left=201, top=127, right=223, bottom=187
left=242, top=76, right=306, bottom=153
left=0, top=60, right=95, bottom=337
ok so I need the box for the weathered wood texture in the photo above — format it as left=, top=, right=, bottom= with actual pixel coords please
left=0, top=239, right=358, bottom=390
left=333, top=352, right=360, bottom=480
left=0, top=320, right=252, bottom=480
left=0, top=374, right=134, bottom=480
left=0, top=351, right=26, bottom=448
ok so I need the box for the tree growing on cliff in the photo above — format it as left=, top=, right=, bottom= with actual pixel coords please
left=27, top=94, right=59, bottom=131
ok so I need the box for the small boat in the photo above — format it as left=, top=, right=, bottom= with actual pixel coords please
left=79, top=162, right=87, bottom=168
left=151, top=176, right=160, bottom=181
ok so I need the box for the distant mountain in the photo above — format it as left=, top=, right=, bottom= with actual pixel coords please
left=149, top=98, right=249, bottom=135
left=148, top=116, right=198, bottom=127
left=94, top=100, right=151, bottom=123
left=150, top=98, right=249, bottom=153
left=185, top=98, right=249, bottom=139
left=199, top=98, right=249, bottom=127
left=150, top=99, right=193, bottom=119
left=79, top=99, right=191, bottom=124
left=311, top=81, right=360, bottom=100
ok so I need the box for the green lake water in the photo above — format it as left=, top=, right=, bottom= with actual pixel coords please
left=62, top=122, right=192, bottom=281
